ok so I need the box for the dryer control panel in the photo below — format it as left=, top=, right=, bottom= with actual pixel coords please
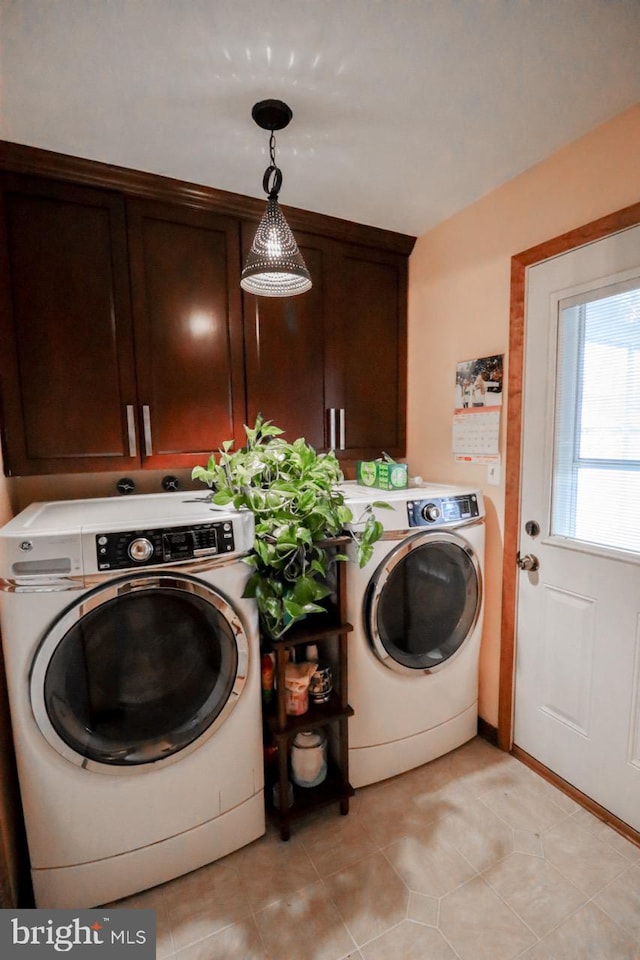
left=407, top=494, right=480, bottom=527
left=95, top=521, right=235, bottom=571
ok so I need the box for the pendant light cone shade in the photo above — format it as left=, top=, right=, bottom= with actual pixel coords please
left=241, top=197, right=312, bottom=297
left=241, top=98, right=312, bottom=297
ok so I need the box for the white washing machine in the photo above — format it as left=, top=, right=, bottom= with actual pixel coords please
left=0, top=492, right=265, bottom=908
left=341, top=482, right=485, bottom=788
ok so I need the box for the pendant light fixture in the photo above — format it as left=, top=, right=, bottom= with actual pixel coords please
left=240, top=99, right=312, bottom=297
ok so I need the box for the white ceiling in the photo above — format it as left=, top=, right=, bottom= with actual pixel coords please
left=1, top=0, right=639, bottom=236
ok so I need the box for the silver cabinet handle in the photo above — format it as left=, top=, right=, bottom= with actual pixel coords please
left=338, top=408, right=346, bottom=450
left=142, top=405, right=153, bottom=457
left=126, top=405, right=137, bottom=458
left=328, top=408, right=336, bottom=450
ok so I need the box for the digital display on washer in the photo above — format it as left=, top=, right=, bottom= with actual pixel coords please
left=162, top=526, right=219, bottom=559
left=442, top=498, right=469, bottom=521
left=441, top=497, right=478, bottom=521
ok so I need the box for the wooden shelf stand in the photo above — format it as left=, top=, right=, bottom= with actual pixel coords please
left=263, top=543, right=355, bottom=840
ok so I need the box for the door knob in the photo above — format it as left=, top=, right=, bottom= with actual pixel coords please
left=516, top=552, right=539, bottom=572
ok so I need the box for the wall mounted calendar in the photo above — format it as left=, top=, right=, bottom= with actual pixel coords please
left=452, top=354, right=503, bottom=462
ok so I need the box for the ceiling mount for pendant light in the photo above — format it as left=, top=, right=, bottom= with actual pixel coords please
left=240, top=99, right=312, bottom=298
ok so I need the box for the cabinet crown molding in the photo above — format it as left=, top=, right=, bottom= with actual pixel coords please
left=0, top=140, right=416, bottom=256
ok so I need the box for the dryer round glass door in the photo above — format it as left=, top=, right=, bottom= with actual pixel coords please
left=30, top=572, right=250, bottom=772
left=366, top=531, right=482, bottom=673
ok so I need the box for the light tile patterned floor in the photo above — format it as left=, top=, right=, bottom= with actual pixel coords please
left=110, top=738, right=640, bottom=960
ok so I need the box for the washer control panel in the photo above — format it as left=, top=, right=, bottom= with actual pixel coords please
left=95, top=521, right=235, bottom=571
left=407, top=494, right=479, bottom=527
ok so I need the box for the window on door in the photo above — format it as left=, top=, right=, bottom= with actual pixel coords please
left=551, top=280, right=640, bottom=554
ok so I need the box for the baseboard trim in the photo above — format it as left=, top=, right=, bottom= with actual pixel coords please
left=477, top=717, right=499, bottom=747
left=512, top=745, right=640, bottom=850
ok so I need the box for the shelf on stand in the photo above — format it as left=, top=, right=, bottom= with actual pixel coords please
left=266, top=760, right=355, bottom=840
left=266, top=692, right=353, bottom=738
left=270, top=616, right=353, bottom=649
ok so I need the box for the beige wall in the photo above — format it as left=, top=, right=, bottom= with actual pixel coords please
left=407, top=104, right=640, bottom=727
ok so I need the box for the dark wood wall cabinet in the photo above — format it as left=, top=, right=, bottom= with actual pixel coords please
left=242, top=227, right=408, bottom=459
left=0, top=142, right=415, bottom=477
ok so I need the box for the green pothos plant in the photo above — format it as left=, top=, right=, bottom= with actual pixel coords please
left=192, top=416, right=387, bottom=639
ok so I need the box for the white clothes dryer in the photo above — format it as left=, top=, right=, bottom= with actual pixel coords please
left=0, top=492, right=265, bottom=908
left=341, top=482, right=485, bottom=788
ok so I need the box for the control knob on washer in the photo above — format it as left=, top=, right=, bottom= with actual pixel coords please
left=422, top=502, right=441, bottom=522
left=128, top=537, right=154, bottom=562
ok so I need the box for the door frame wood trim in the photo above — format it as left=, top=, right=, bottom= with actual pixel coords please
left=498, top=200, right=640, bottom=752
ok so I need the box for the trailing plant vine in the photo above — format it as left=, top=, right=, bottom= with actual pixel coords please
left=192, top=416, right=386, bottom=638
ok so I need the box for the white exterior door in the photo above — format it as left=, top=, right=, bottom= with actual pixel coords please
left=514, top=224, right=640, bottom=832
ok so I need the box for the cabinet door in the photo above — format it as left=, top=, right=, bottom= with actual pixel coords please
left=127, top=200, right=245, bottom=467
left=241, top=228, right=407, bottom=459
left=242, top=225, right=329, bottom=450
left=330, top=245, right=407, bottom=459
left=0, top=175, right=139, bottom=475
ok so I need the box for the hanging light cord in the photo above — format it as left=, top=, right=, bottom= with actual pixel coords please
left=262, top=129, right=283, bottom=199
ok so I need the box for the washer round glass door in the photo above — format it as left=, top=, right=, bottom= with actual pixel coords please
left=30, top=572, right=249, bottom=771
left=366, top=530, right=482, bottom=673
